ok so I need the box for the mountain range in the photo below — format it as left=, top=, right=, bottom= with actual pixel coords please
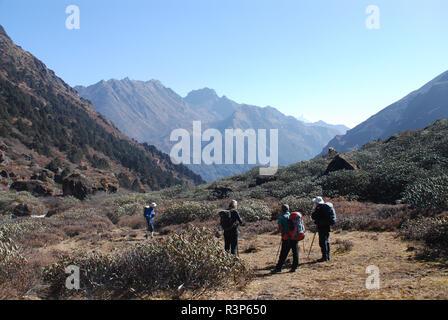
left=321, top=70, right=448, bottom=155
left=76, top=80, right=348, bottom=181
left=2, top=20, right=446, bottom=190
left=0, top=25, right=203, bottom=196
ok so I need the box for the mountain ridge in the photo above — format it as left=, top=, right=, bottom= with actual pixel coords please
left=0, top=24, right=204, bottom=196
left=320, top=70, right=448, bottom=155
left=77, top=78, right=346, bottom=181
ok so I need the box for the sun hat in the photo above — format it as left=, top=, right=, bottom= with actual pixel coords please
left=150, top=202, right=157, bottom=208
left=312, top=196, right=325, bottom=204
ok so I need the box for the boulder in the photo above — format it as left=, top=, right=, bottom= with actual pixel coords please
left=22, top=154, right=32, bottom=161
left=12, top=203, right=32, bottom=217
left=62, top=173, right=94, bottom=200
left=12, top=201, right=47, bottom=217
left=95, top=177, right=119, bottom=194
left=328, top=147, right=338, bottom=156
left=54, top=168, right=67, bottom=184
left=31, top=169, right=55, bottom=183
left=0, top=141, right=7, bottom=151
left=0, top=170, right=8, bottom=178
left=0, top=151, right=4, bottom=163
left=10, top=180, right=55, bottom=197
left=324, top=154, right=360, bottom=175
left=117, top=172, right=132, bottom=189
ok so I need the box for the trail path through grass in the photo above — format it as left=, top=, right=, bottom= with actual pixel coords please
left=204, top=231, right=448, bottom=300
left=37, top=228, right=448, bottom=300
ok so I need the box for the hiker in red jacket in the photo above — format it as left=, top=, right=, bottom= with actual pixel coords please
left=272, top=204, right=300, bottom=273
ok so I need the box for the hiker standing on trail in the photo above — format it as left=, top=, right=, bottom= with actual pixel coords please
left=272, top=204, right=299, bottom=273
left=144, top=202, right=157, bottom=239
left=219, top=200, right=243, bottom=255
left=311, top=197, right=336, bottom=262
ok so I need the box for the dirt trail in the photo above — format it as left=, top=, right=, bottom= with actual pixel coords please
left=38, top=229, right=448, bottom=300
left=205, top=231, right=448, bottom=300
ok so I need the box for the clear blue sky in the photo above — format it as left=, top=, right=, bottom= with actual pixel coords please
left=1, top=0, right=447, bottom=128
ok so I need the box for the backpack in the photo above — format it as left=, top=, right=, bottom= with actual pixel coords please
left=325, top=202, right=336, bottom=226
left=219, top=210, right=234, bottom=231
left=143, top=207, right=152, bottom=219
left=143, top=208, right=155, bottom=219
left=285, top=212, right=305, bottom=241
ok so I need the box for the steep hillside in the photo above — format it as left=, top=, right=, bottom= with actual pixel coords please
left=179, top=119, right=448, bottom=210
left=322, top=70, right=448, bottom=154
left=75, top=78, right=203, bottom=146
left=76, top=81, right=343, bottom=181
left=0, top=25, right=204, bottom=196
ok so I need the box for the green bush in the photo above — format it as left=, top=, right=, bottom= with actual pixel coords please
left=0, top=231, right=26, bottom=268
left=365, top=162, right=428, bottom=203
left=403, top=176, right=448, bottom=211
left=267, top=178, right=322, bottom=199
left=277, top=158, right=327, bottom=183
left=248, top=187, right=269, bottom=199
left=399, top=216, right=448, bottom=262
left=102, top=193, right=165, bottom=223
left=43, top=227, right=249, bottom=299
left=0, top=219, right=45, bottom=241
left=238, top=199, right=271, bottom=222
left=321, top=170, right=370, bottom=200
left=0, top=191, right=36, bottom=214
left=0, top=231, right=28, bottom=296
left=279, top=196, right=314, bottom=216
left=157, top=201, right=217, bottom=226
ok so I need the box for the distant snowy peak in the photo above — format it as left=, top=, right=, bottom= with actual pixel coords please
left=297, top=114, right=312, bottom=123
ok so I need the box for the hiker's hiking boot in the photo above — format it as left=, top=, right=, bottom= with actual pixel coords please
left=271, top=268, right=281, bottom=274
left=290, top=268, right=297, bottom=273
left=317, top=257, right=328, bottom=263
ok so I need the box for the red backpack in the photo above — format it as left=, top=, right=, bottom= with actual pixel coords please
left=283, top=212, right=305, bottom=241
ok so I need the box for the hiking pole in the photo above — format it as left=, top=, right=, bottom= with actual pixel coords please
left=302, top=233, right=307, bottom=253
left=307, top=231, right=317, bottom=259
left=273, top=239, right=282, bottom=265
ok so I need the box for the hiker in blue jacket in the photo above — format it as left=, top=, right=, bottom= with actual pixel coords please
left=311, top=197, right=336, bottom=262
left=144, top=202, right=157, bottom=239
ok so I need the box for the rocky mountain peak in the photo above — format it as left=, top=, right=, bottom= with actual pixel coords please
left=0, top=25, right=7, bottom=37
left=185, top=88, right=219, bottom=105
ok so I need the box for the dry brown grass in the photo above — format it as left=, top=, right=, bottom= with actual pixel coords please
left=203, top=231, right=448, bottom=300
left=117, top=214, right=146, bottom=230
left=1, top=198, right=447, bottom=300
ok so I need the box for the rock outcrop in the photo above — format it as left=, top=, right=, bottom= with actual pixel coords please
left=62, top=174, right=94, bottom=200
left=131, top=179, right=145, bottom=193
left=10, top=180, right=55, bottom=197
left=324, top=154, right=360, bottom=175
left=95, top=177, right=119, bottom=194
left=10, top=201, right=47, bottom=217
left=31, top=169, right=55, bottom=183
